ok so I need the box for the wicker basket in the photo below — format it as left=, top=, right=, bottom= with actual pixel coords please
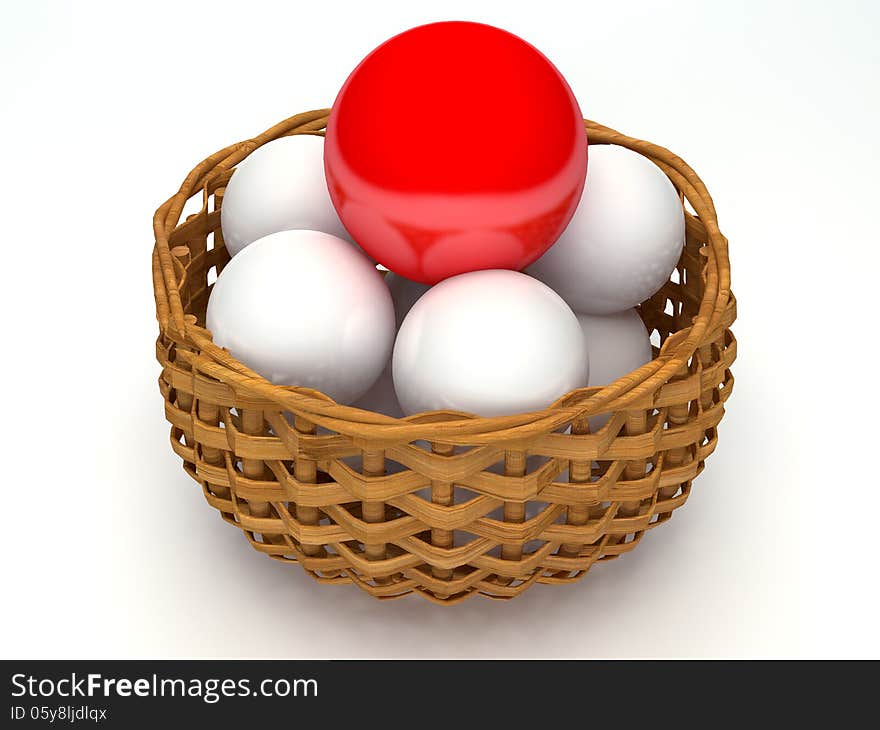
left=152, top=109, right=736, bottom=604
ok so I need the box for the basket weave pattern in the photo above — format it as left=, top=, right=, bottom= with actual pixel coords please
left=152, top=110, right=736, bottom=603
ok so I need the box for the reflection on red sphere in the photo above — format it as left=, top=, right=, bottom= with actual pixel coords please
left=324, top=21, right=588, bottom=284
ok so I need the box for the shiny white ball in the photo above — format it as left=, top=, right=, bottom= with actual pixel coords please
left=220, top=135, right=352, bottom=257
left=206, top=230, right=394, bottom=404
left=578, top=309, right=653, bottom=387
left=527, top=144, right=685, bottom=314
left=577, top=308, right=653, bottom=431
left=393, top=270, right=588, bottom=417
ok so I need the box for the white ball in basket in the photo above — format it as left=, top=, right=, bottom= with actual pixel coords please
left=220, top=135, right=352, bottom=257
left=527, top=144, right=685, bottom=314
left=393, top=270, right=588, bottom=417
left=578, top=309, right=653, bottom=388
left=577, top=308, right=653, bottom=431
left=206, top=230, right=394, bottom=404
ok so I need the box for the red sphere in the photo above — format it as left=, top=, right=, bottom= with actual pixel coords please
left=324, top=21, right=588, bottom=284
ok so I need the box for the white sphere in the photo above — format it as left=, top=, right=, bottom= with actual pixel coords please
left=385, top=272, right=431, bottom=330
left=577, top=308, right=653, bottom=431
left=578, top=309, right=653, bottom=387
left=527, top=144, right=685, bottom=314
left=220, top=135, right=352, bottom=257
left=206, top=230, right=394, bottom=404
left=393, top=270, right=588, bottom=417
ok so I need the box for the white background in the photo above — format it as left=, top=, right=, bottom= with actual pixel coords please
left=1, top=0, right=878, bottom=658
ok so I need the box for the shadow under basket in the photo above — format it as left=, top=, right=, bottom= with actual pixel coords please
left=152, top=110, right=736, bottom=604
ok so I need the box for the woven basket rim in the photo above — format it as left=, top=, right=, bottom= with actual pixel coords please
left=152, top=110, right=732, bottom=444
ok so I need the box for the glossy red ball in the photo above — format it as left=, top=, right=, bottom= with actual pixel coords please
left=324, top=21, right=588, bottom=284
